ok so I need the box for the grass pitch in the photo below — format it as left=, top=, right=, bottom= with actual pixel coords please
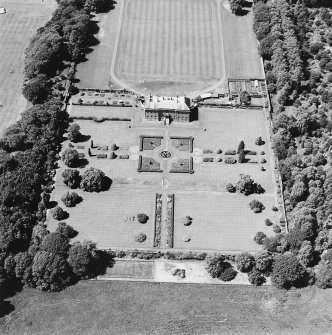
left=0, top=0, right=56, bottom=135
left=75, top=0, right=264, bottom=95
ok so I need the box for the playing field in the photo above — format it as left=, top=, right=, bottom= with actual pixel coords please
left=76, top=0, right=264, bottom=95
left=0, top=0, right=56, bottom=136
left=115, top=0, right=224, bottom=81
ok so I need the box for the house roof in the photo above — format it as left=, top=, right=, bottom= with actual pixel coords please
left=144, top=96, right=190, bottom=111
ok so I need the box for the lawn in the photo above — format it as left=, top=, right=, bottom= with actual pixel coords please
left=173, top=191, right=278, bottom=252
left=220, top=3, right=264, bottom=79
left=1, top=282, right=331, bottom=335
left=0, top=0, right=56, bottom=136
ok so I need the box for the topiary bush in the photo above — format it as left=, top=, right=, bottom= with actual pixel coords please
left=226, top=183, right=236, bottom=193
left=236, top=252, right=255, bottom=273
left=137, top=213, right=149, bottom=224
left=134, top=233, right=147, bottom=243
left=51, top=206, right=68, bottom=221
left=265, top=218, right=273, bottom=226
left=183, top=216, right=192, bottom=226
left=254, top=231, right=267, bottom=245
left=273, top=224, right=281, bottom=234
left=255, top=136, right=264, bottom=145
left=62, top=169, right=81, bottom=189
left=237, top=140, right=245, bottom=154
left=249, top=199, right=265, bottom=213
left=80, top=167, right=106, bottom=192
left=61, top=191, right=82, bottom=207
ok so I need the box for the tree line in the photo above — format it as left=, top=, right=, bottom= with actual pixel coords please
left=0, top=0, right=112, bottom=317
left=253, top=0, right=332, bottom=288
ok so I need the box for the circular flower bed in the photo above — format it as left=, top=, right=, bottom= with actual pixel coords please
left=160, top=150, right=172, bottom=158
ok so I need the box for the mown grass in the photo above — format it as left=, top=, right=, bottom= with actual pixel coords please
left=1, top=281, right=331, bottom=335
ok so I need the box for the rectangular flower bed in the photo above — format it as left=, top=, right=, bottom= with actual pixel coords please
left=139, top=136, right=163, bottom=151
left=96, top=153, right=107, bottom=159
left=166, top=194, right=174, bottom=248
left=170, top=158, right=194, bottom=173
left=119, top=155, right=129, bottom=159
left=137, top=156, right=163, bottom=172
left=154, top=193, right=162, bottom=248
left=170, top=136, right=194, bottom=152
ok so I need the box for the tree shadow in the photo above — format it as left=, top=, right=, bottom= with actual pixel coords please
left=236, top=8, right=250, bottom=16
left=0, top=300, right=15, bottom=318
left=77, top=158, right=89, bottom=168
left=47, top=200, right=58, bottom=209
left=95, top=0, right=117, bottom=13
left=79, top=134, right=91, bottom=142
left=102, top=176, right=113, bottom=191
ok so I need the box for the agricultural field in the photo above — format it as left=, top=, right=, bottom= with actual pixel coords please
left=75, top=0, right=264, bottom=96
left=0, top=0, right=56, bottom=135
left=1, top=281, right=331, bottom=335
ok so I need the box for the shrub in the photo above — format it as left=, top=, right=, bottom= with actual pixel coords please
left=237, top=140, right=245, bottom=154
left=273, top=224, right=281, bottom=234
left=263, top=236, right=280, bottom=252
left=236, top=174, right=264, bottom=195
left=183, top=216, right=192, bottom=226
left=205, top=254, right=227, bottom=278
left=264, top=218, right=273, bottom=226
left=249, top=199, right=265, bottom=213
left=236, top=252, right=255, bottom=273
left=219, top=265, right=237, bottom=282
left=254, top=232, right=267, bottom=245
left=255, top=136, right=264, bottom=145
left=134, top=233, right=147, bottom=243
left=315, top=262, right=332, bottom=289
left=261, top=158, right=267, bottom=164
left=61, top=191, right=81, bottom=207
left=248, top=268, right=266, bottom=286
left=56, top=222, right=78, bottom=239
left=67, top=123, right=81, bottom=143
left=62, top=169, right=81, bottom=189
left=226, top=183, right=236, bottom=193
left=41, top=232, right=69, bottom=255
left=255, top=252, right=273, bottom=274
left=51, top=206, right=68, bottom=221
left=137, top=213, right=149, bottom=224
left=62, top=149, right=79, bottom=168
left=80, top=168, right=106, bottom=192
left=271, top=254, right=307, bottom=289
left=240, top=91, right=251, bottom=105
left=224, top=157, right=237, bottom=164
